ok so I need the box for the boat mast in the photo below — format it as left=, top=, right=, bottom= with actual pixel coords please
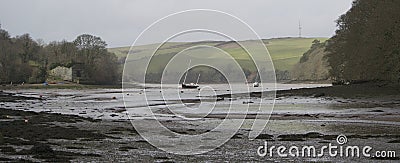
left=196, top=74, right=201, bottom=85
left=183, top=60, right=191, bottom=84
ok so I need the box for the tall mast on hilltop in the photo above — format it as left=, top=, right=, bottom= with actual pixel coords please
left=298, top=20, right=302, bottom=38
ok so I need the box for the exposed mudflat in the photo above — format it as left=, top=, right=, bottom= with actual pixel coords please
left=0, top=83, right=399, bottom=162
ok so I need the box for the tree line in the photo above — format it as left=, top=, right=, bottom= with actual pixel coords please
left=0, top=26, right=119, bottom=85
left=325, top=0, right=400, bottom=84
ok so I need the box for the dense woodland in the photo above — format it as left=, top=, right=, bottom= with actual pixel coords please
left=0, top=26, right=119, bottom=85
left=291, top=0, right=400, bottom=84
left=325, top=0, right=400, bottom=83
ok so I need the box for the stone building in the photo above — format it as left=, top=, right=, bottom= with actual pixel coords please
left=48, top=66, right=72, bottom=81
left=48, top=63, right=91, bottom=84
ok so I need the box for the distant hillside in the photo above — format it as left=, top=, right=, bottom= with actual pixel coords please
left=291, top=40, right=330, bottom=81
left=108, top=37, right=328, bottom=72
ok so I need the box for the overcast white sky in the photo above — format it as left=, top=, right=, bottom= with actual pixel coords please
left=0, top=0, right=353, bottom=47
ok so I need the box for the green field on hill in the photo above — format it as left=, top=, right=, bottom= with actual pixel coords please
left=108, top=37, right=327, bottom=72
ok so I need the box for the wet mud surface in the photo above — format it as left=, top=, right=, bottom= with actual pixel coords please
left=0, top=84, right=399, bottom=162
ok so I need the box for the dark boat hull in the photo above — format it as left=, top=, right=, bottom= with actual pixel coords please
left=182, top=84, right=199, bottom=89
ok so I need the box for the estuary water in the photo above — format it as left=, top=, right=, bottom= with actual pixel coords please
left=3, top=83, right=331, bottom=120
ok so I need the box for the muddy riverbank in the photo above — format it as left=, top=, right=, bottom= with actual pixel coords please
left=0, top=84, right=399, bottom=162
left=276, top=82, right=400, bottom=98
